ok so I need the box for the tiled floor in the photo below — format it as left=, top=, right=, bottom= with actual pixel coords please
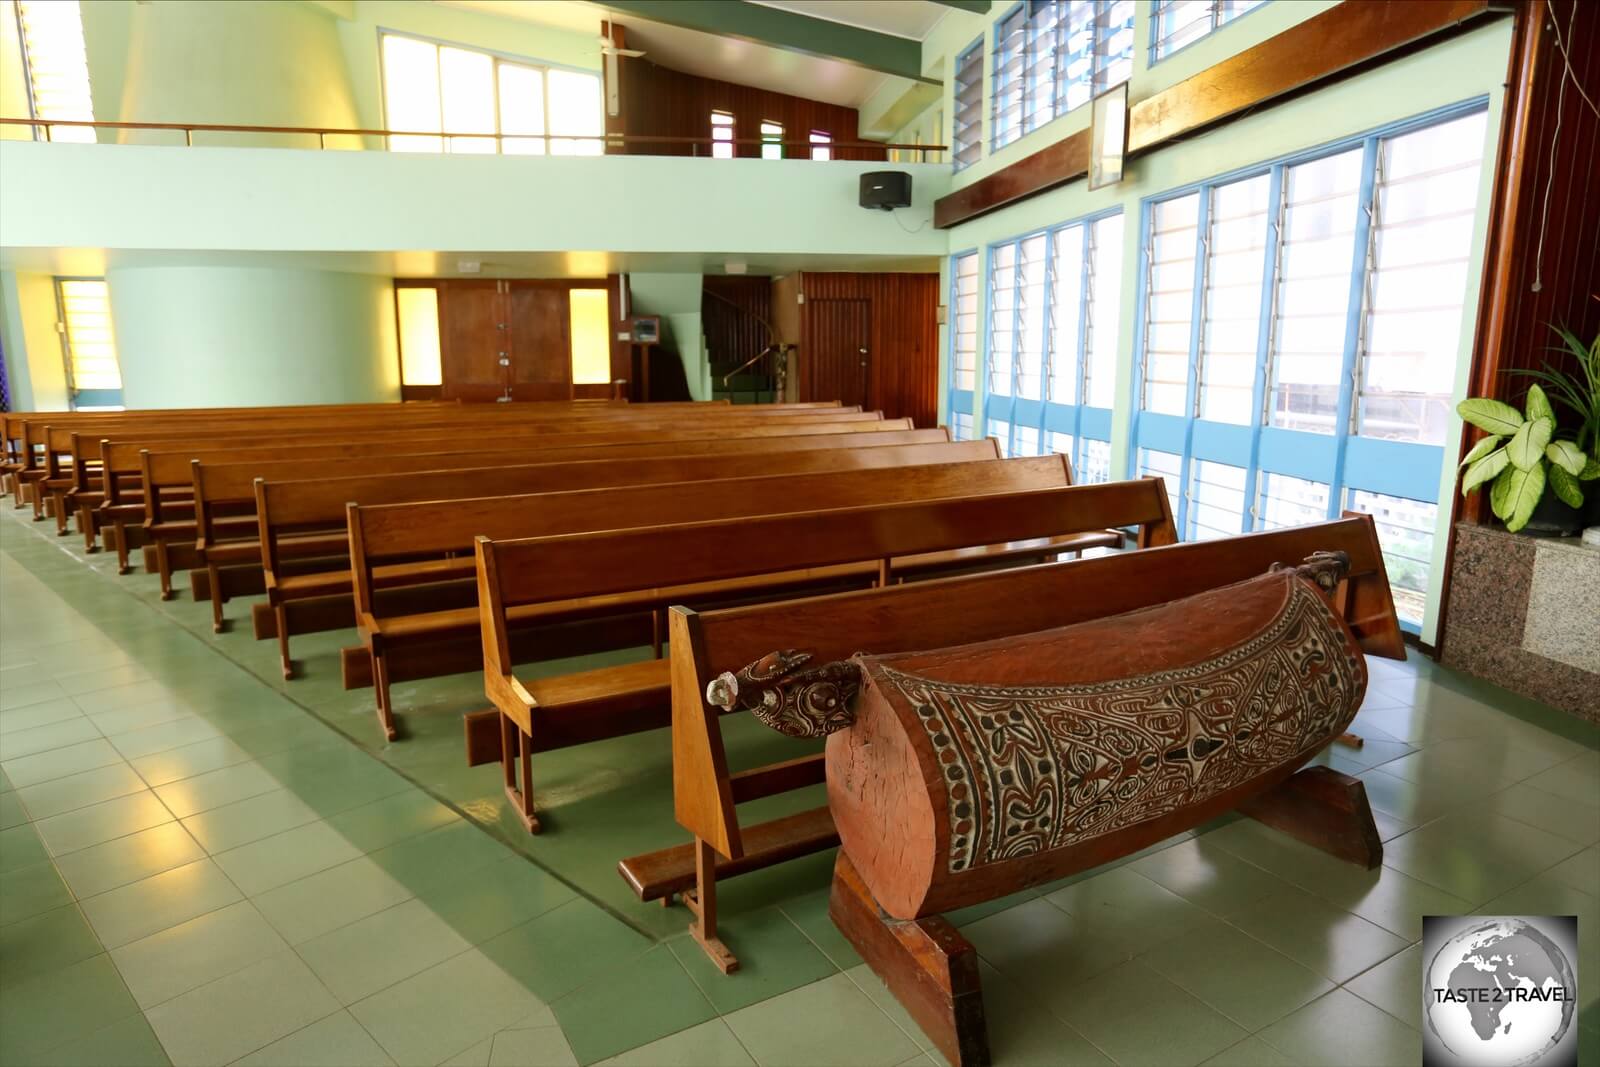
left=1, top=503, right=1597, bottom=1066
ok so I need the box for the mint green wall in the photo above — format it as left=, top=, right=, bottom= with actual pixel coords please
left=933, top=19, right=1516, bottom=646
left=627, top=273, right=708, bottom=401
left=81, top=0, right=360, bottom=146
left=105, top=266, right=398, bottom=408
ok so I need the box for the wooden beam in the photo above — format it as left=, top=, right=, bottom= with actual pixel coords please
left=934, top=0, right=1505, bottom=228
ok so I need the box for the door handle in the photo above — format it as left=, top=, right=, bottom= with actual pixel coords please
left=498, top=358, right=510, bottom=367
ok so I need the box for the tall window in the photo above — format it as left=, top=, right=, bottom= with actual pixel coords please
left=948, top=251, right=980, bottom=436
left=760, top=120, right=784, bottom=160
left=1130, top=106, right=1488, bottom=629
left=1151, top=0, right=1266, bottom=63
left=993, top=1, right=1133, bottom=150
left=710, top=110, right=735, bottom=158
left=396, top=286, right=442, bottom=387
left=55, top=279, right=122, bottom=409
left=808, top=130, right=832, bottom=161
left=381, top=33, right=601, bottom=155
left=13, top=0, right=95, bottom=143
left=951, top=39, right=984, bottom=170
left=982, top=211, right=1124, bottom=480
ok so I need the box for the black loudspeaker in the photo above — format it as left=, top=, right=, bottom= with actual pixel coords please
left=859, top=171, right=912, bottom=210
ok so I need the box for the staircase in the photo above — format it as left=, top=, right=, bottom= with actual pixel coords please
left=711, top=367, right=777, bottom=405
left=704, top=276, right=782, bottom=405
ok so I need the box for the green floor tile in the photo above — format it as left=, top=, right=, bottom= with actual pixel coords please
left=0, top=697, right=87, bottom=736
left=1199, top=1037, right=1298, bottom=1066
left=144, top=951, right=342, bottom=1067
left=963, top=897, right=1135, bottom=993
left=300, top=897, right=474, bottom=1004
left=33, top=789, right=174, bottom=857
left=2, top=737, right=124, bottom=788
left=27, top=1012, right=173, bottom=1067
left=55, top=663, right=154, bottom=698
left=56, top=822, right=206, bottom=899
left=415, top=853, right=577, bottom=946
left=111, top=900, right=290, bottom=1009
left=552, top=944, right=717, bottom=1065
left=1, top=857, right=75, bottom=925
left=1345, top=944, right=1422, bottom=1030
left=485, top=1026, right=579, bottom=1066
left=723, top=972, right=920, bottom=1067
left=0, top=953, right=143, bottom=1062
left=594, top=1019, right=754, bottom=1067
left=1128, top=836, right=1293, bottom=918
left=214, top=819, right=365, bottom=896
left=79, top=857, right=244, bottom=948
left=0, top=789, right=25, bottom=830
left=480, top=897, right=652, bottom=1003
left=1138, top=920, right=1335, bottom=1031
left=1382, top=810, right=1584, bottom=905
left=154, top=760, right=284, bottom=819
left=1044, top=865, right=1217, bottom=952
left=108, top=716, right=226, bottom=761
left=181, top=788, right=320, bottom=854
left=369, top=821, right=516, bottom=899
left=254, top=856, right=414, bottom=945
left=777, top=883, right=862, bottom=970
left=1256, top=989, right=1421, bottom=1066
left=0, top=715, right=102, bottom=760
left=234, top=1010, right=397, bottom=1067
left=1228, top=886, right=1408, bottom=984
left=325, top=788, right=461, bottom=853
left=961, top=961, right=1111, bottom=1067
left=0, top=903, right=104, bottom=986
left=0, top=678, right=67, bottom=713
left=1051, top=961, right=1248, bottom=1067
left=350, top=949, right=547, bottom=1067
left=0, top=821, right=50, bottom=872
left=129, top=735, right=254, bottom=788
left=668, top=906, right=838, bottom=1014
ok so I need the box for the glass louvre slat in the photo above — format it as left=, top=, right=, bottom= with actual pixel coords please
left=1083, top=214, right=1123, bottom=409
left=1143, top=193, right=1200, bottom=414
left=16, top=1, right=96, bottom=143
left=1198, top=174, right=1270, bottom=425
left=951, top=252, right=980, bottom=394
left=1188, top=459, right=1247, bottom=540
left=57, top=280, right=123, bottom=394
left=1138, top=448, right=1182, bottom=517
left=1347, top=490, right=1436, bottom=625
left=1257, top=473, right=1329, bottom=530
left=1153, top=0, right=1265, bottom=61
left=1015, top=235, right=1048, bottom=400
left=1078, top=439, right=1111, bottom=484
left=1048, top=225, right=1084, bottom=404
left=951, top=413, right=975, bottom=441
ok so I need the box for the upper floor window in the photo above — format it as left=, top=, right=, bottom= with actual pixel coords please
left=12, top=0, right=95, bottom=143
left=710, top=110, right=734, bottom=159
left=993, top=1, right=1134, bottom=151
left=951, top=38, right=984, bottom=170
left=381, top=33, right=601, bottom=155
left=760, top=120, right=784, bottom=159
left=809, top=130, right=832, bottom=161
left=1152, top=0, right=1267, bottom=63
left=55, top=278, right=122, bottom=409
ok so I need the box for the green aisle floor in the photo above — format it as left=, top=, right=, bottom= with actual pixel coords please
left=1, top=502, right=1596, bottom=1066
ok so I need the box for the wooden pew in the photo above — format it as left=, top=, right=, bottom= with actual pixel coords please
left=660, top=516, right=1403, bottom=1057
left=359, top=462, right=1136, bottom=744
left=220, top=436, right=988, bottom=661
left=43, top=407, right=874, bottom=532
left=467, top=479, right=1176, bottom=940
left=117, top=418, right=915, bottom=590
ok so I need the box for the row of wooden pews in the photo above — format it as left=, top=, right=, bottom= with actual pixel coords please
left=5, top=397, right=1407, bottom=1067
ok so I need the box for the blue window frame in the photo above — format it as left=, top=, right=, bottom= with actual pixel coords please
left=952, top=38, right=984, bottom=170
left=981, top=210, right=1124, bottom=482
left=993, top=1, right=1134, bottom=151
left=1128, top=101, right=1489, bottom=631
left=947, top=250, right=980, bottom=436
left=1149, top=0, right=1268, bottom=65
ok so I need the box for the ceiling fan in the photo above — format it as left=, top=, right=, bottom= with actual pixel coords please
left=597, top=30, right=645, bottom=117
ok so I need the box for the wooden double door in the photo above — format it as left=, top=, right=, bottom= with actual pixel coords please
left=438, top=280, right=575, bottom=402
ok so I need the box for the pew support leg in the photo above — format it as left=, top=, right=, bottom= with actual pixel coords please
left=114, top=525, right=131, bottom=574
left=275, top=605, right=294, bottom=680
left=1242, top=765, right=1382, bottom=869
left=499, top=712, right=541, bottom=834
left=207, top=564, right=226, bottom=633
left=156, top=541, right=175, bottom=600
left=81, top=505, right=99, bottom=552
left=683, top=838, right=739, bottom=975
left=829, top=853, right=988, bottom=1067
left=371, top=649, right=398, bottom=742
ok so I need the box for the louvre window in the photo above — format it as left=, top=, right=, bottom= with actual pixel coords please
left=14, top=0, right=95, bottom=143
left=1129, top=106, right=1488, bottom=633
left=988, top=243, right=1018, bottom=403
left=1079, top=439, right=1111, bottom=484
left=381, top=33, right=601, bottom=155
left=760, top=120, right=784, bottom=160
left=1152, top=0, right=1267, bottom=63
left=1138, top=448, right=1183, bottom=517
left=809, top=130, right=832, bottom=160
left=994, top=1, right=1133, bottom=151
left=1347, top=490, right=1436, bottom=627
left=951, top=40, right=984, bottom=170
left=55, top=279, right=122, bottom=409
left=951, top=412, right=976, bottom=440
left=710, top=110, right=735, bottom=159
left=950, top=252, right=980, bottom=395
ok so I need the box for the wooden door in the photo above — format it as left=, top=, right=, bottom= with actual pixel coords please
left=438, top=281, right=507, bottom=402
left=809, top=298, right=871, bottom=408
left=506, top=283, right=572, bottom=401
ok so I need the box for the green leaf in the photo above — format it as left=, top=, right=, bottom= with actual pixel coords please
left=1524, top=382, right=1556, bottom=425
left=1545, top=440, right=1586, bottom=477
left=1491, top=464, right=1546, bottom=532
left=1461, top=448, right=1509, bottom=495
left=1457, top=398, right=1525, bottom=436
left=1549, top=465, right=1584, bottom=509
left=1459, top=435, right=1503, bottom=469
left=1580, top=457, right=1600, bottom=481
left=1506, top=417, right=1554, bottom=471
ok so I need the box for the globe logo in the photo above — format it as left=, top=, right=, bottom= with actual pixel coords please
left=1424, top=917, right=1577, bottom=1067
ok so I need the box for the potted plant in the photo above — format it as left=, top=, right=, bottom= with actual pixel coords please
left=1457, top=328, right=1600, bottom=535
left=1516, top=325, right=1600, bottom=529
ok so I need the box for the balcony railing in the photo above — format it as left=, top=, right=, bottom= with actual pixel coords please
left=0, top=117, right=947, bottom=162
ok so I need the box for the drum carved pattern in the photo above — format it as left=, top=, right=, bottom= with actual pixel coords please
left=871, top=578, right=1364, bottom=873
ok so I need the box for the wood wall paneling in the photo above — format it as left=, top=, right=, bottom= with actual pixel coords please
left=605, top=32, right=886, bottom=161
left=798, top=273, right=940, bottom=426
left=438, top=281, right=507, bottom=402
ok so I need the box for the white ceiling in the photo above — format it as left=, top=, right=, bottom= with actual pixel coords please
left=0, top=247, right=941, bottom=279
left=747, top=1, right=951, bottom=41
left=434, top=0, right=941, bottom=109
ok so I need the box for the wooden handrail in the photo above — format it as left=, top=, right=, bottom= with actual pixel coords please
left=0, top=117, right=947, bottom=157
